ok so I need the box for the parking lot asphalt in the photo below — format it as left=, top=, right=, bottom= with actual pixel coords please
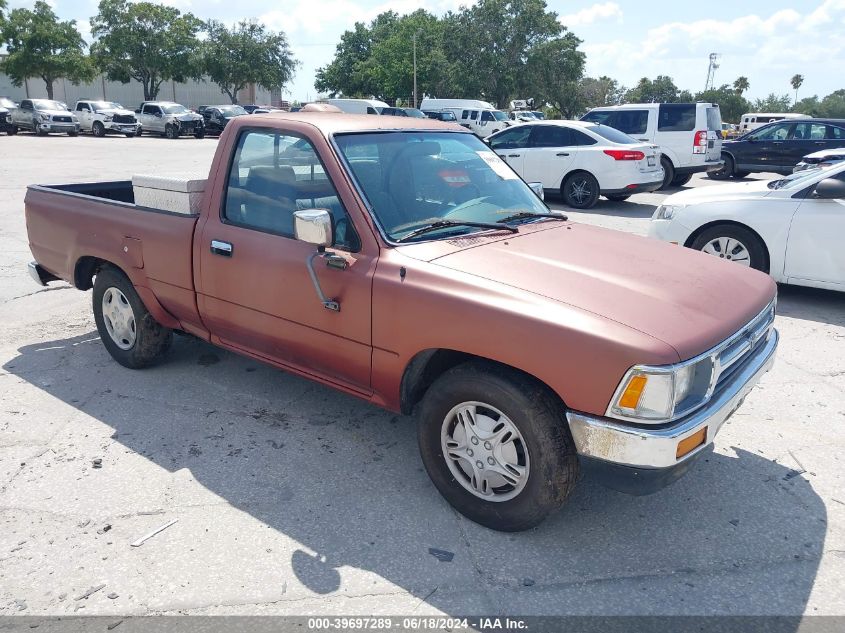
left=1, top=134, right=844, bottom=617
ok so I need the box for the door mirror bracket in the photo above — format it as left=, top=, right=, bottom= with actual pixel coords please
left=294, top=209, right=343, bottom=312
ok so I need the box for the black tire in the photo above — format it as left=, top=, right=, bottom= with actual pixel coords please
left=562, top=172, right=600, bottom=209
left=605, top=194, right=631, bottom=202
left=68, top=131, right=78, bottom=137
left=708, top=155, right=734, bottom=180
left=35, top=126, right=47, bottom=137
left=136, top=127, right=143, bottom=137
left=92, top=121, right=106, bottom=137
left=417, top=361, right=579, bottom=532
left=690, top=224, right=768, bottom=272
left=165, top=124, right=178, bottom=139
left=733, top=170, right=751, bottom=179
left=125, top=133, right=135, bottom=138
left=92, top=265, right=173, bottom=369
left=7, top=126, right=18, bottom=136
left=194, top=129, right=205, bottom=139
left=671, top=173, right=693, bottom=187
left=658, top=157, right=675, bottom=189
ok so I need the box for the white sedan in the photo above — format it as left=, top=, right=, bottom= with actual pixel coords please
left=486, top=121, right=664, bottom=209
left=649, top=164, right=845, bottom=292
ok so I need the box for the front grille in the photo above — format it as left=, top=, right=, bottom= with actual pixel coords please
left=179, top=120, right=196, bottom=131
left=714, top=303, right=775, bottom=390
left=53, top=116, right=72, bottom=123
left=113, top=114, right=135, bottom=124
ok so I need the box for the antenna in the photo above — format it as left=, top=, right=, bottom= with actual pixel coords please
left=704, top=53, right=720, bottom=92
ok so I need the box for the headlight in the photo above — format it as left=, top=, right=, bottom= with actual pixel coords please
left=654, top=204, right=684, bottom=220
left=608, top=357, right=714, bottom=422
left=103, top=115, right=113, bottom=122
left=39, top=113, right=50, bottom=121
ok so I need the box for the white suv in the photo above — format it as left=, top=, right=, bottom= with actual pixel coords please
left=581, top=103, right=723, bottom=189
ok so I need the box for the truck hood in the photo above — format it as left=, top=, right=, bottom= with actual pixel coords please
left=37, top=109, right=74, bottom=117
left=663, top=179, right=776, bottom=205
left=171, top=113, right=202, bottom=122
left=419, top=223, right=776, bottom=360
left=98, top=108, right=134, bottom=116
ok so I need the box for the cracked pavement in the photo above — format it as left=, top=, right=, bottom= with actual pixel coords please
left=0, top=135, right=843, bottom=617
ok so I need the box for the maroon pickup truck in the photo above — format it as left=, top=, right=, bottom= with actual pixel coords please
left=25, top=113, right=778, bottom=531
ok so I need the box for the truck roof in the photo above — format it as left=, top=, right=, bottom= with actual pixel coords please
left=237, top=111, right=467, bottom=136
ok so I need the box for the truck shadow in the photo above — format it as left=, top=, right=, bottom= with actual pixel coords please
left=3, top=332, right=826, bottom=617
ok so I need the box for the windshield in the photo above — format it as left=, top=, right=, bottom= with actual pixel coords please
left=220, top=105, right=247, bottom=116
left=768, top=163, right=845, bottom=190
left=33, top=100, right=67, bottom=111
left=92, top=101, right=122, bottom=112
left=492, top=110, right=508, bottom=121
left=162, top=104, right=190, bottom=114
left=335, top=131, right=549, bottom=242
left=586, top=124, right=639, bottom=145
left=404, top=108, right=426, bottom=118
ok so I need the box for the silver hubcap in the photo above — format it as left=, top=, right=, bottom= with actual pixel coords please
left=701, top=237, right=751, bottom=266
left=441, top=401, right=529, bottom=502
left=569, top=179, right=591, bottom=204
left=101, top=287, right=137, bottom=350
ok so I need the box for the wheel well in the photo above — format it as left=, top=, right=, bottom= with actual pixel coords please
left=684, top=220, right=770, bottom=273
left=399, top=349, right=566, bottom=415
left=559, top=169, right=596, bottom=192
left=74, top=256, right=111, bottom=290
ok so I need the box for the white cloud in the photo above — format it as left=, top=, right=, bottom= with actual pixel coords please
left=560, top=2, right=622, bottom=28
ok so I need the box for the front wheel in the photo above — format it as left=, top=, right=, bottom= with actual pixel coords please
left=92, top=121, right=106, bottom=137
left=562, top=172, right=600, bottom=209
left=165, top=124, right=178, bottom=139
left=690, top=225, right=767, bottom=272
left=194, top=129, right=205, bottom=139
left=68, top=131, right=78, bottom=137
left=417, top=362, right=579, bottom=531
left=93, top=265, right=173, bottom=369
left=7, top=126, right=18, bottom=135
left=671, top=173, right=692, bottom=187
left=708, top=155, right=734, bottom=180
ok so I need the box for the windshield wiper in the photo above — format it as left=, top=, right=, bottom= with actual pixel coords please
left=395, top=220, right=518, bottom=243
left=497, top=211, right=568, bottom=224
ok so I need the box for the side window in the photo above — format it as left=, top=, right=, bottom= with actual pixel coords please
left=142, top=105, right=156, bottom=115
left=570, top=130, right=598, bottom=146
left=488, top=126, right=533, bottom=149
left=791, top=123, right=826, bottom=140
left=461, top=110, right=469, bottom=120
left=224, top=129, right=360, bottom=251
left=829, top=126, right=845, bottom=140
left=581, top=110, right=612, bottom=125
left=470, top=111, right=478, bottom=121
left=530, top=125, right=572, bottom=147
left=612, top=110, right=648, bottom=135
left=21, top=100, right=32, bottom=110
left=749, top=123, right=791, bottom=141
left=480, top=111, right=494, bottom=122
left=366, top=107, right=377, bottom=114
left=76, top=103, right=88, bottom=112
left=657, top=104, right=695, bottom=131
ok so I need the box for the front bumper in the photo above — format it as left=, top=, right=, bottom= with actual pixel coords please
left=104, top=121, right=141, bottom=134
left=567, top=328, right=778, bottom=494
left=39, top=122, right=80, bottom=133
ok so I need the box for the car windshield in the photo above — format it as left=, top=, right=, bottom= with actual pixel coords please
left=404, top=108, right=426, bottom=118
left=162, top=104, right=189, bottom=114
left=220, top=105, right=247, bottom=116
left=768, top=163, right=845, bottom=190
left=33, top=100, right=66, bottom=111
left=492, top=110, right=509, bottom=121
left=92, top=101, right=122, bottom=112
left=335, top=131, right=550, bottom=242
left=585, top=124, right=639, bottom=145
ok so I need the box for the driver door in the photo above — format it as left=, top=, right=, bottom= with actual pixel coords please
left=489, top=125, right=533, bottom=175
left=784, top=171, right=845, bottom=289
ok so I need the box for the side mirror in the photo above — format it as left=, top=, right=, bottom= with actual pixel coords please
left=528, top=182, right=545, bottom=200
left=294, top=208, right=333, bottom=247
left=813, top=178, right=845, bottom=199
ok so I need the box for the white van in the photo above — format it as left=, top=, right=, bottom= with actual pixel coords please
left=325, top=98, right=389, bottom=115
left=738, top=112, right=810, bottom=134
left=581, top=102, right=723, bottom=189
left=419, top=98, right=512, bottom=138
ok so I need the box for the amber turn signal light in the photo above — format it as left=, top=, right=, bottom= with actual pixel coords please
left=676, top=427, right=707, bottom=460
left=619, top=375, right=648, bottom=409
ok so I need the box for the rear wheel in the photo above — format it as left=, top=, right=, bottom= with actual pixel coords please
left=562, top=172, right=600, bottom=209
left=417, top=362, right=579, bottom=532
left=135, top=127, right=143, bottom=137
left=7, top=126, right=18, bottom=135
left=671, top=173, right=692, bottom=187
left=733, top=170, right=751, bottom=179
left=708, top=155, right=734, bottom=180
left=690, top=225, right=767, bottom=272
left=658, top=157, right=675, bottom=189
left=92, top=121, right=106, bottom=137
left=194, top=129, right=205, bottom=139
left=604, top=194, right=631, bottom=202
left=92, top=266, right=173, bottom=369
left=67, top=131, right=78, bottom=137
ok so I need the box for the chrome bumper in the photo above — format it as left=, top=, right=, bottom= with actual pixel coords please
left=567, top=329, right=778, bottom=470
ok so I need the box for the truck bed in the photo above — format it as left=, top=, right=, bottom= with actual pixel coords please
left=25, top=181, right=204, bottom=335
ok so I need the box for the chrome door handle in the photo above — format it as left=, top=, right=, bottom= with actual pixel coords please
left=556, top=152, right=569, bottom=156
left=210, top=240, right=233, bottom=257
left=507, top=154, right=521, bottom=158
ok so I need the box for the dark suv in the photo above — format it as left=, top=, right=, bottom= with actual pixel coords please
left=711, top=118, right=845, bottom=179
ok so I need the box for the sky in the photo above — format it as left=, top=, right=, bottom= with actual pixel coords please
left=6, top=0, right=845, bottom=103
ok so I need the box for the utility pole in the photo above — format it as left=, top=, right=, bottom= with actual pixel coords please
left=413, top=31, right=419, bottom=108
left=705, top=53, right=720, bottom=92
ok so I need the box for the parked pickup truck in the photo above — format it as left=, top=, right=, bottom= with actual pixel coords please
left=25, top=113, right=779, bottom=531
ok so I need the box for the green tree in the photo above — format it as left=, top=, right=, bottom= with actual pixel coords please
left=203, top=20, right=297, bottom=104
left=695, top=84, right=751, bottom=123
left=0, top=1, right=95, bottom=100
left=753, top=93, right=792, bottom=112
left=790, top=74, right=804, bottom=104
left=818, top=89, right=845, bottom=118
left=526, top=32, right=586, bottom=117
left=578, top=76, right=626, bottom=108
left=792, top=95, right=821, bottom=117
left=90, top=0, right=203, bottom=101
left=625, top=75, right=682, bottom=103
left=733, top=76, right=750, bottom=95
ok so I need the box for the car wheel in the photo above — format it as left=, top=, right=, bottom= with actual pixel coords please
left=92, top=121, right=106, bottom=137
left=690, top=225, right=767, bottom=272
left=165, top=124, right=178, bottom=139
left=733, top=170, right=751, bottom=179
left=125, top=133, right=135, bottom=138
left=92, top=265, right=173, bottom=369
left=658, top=157, right=675, bottom=190
left=671, top=173, right=693, bottom=187
left=605, top=194, right=631, bottom=202
left=35, top=126, right=47, bottom=137
left=708, top=155, right=734, bottom=180
left=562, top=172, right=600, bottom=209
left=7, top=126, right=17, bottom=135
left=417, top=361, right=579, bottom=532
left=194, top=130, right=205, bottom=139
left=67, top=131, right=78, bottom=137
left=135, top=127, right=143, bottom=137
